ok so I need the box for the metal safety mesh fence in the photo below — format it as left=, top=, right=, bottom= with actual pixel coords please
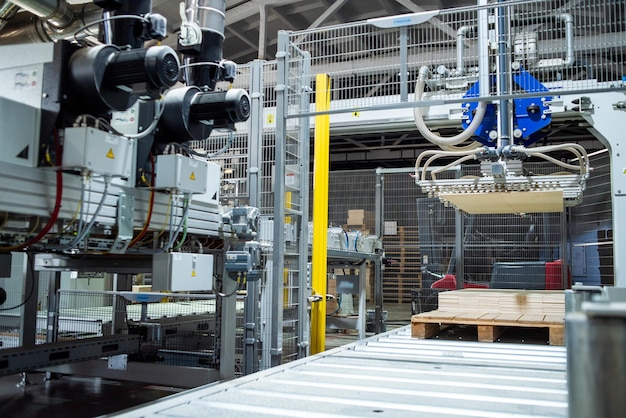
left=284, top=0, right=626, bottom=116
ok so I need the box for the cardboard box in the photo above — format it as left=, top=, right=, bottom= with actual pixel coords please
left=347, top=209, right=375, bottom=226
left=132, top=285, right=152, bottom=292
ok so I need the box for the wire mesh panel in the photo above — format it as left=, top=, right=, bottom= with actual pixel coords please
left=276, top=41, right=310, bottom=365
left=282, top=0, right=626, bottom=116
left=569, top=151, right=614, bottom=285
left=323, top=170, right=377, bottom=228
left=381, top=171, right=423, bottom=305
left=53, top=290, right=247, bottom=369
left=258, top=63, right=281, bottom=215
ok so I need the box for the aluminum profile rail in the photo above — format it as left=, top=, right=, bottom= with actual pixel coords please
left=112, top=326, right=567, bottom=417
left=0, top=335, right=140, bottom=377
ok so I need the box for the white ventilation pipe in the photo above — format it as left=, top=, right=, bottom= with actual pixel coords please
left=456, top=26, right=473, bottom=76
left=414, top=65, right=488, bottom=147
left=560, top=13, right=575, bottom=67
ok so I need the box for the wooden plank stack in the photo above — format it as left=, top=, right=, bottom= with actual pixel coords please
left=382, top=225, right=421, bottom=303
left=411, top=289, right=566, bottom=345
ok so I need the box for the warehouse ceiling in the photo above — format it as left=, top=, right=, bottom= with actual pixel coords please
left=151, top=0, right=478, bottom=64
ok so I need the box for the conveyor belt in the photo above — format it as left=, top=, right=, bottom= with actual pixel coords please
left=111, top=326, right=567, bottom=417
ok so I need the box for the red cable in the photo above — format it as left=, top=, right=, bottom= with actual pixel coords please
left=128, top=153, right=156, bottom=247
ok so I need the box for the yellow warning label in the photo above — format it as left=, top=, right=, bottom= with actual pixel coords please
left=189, top=171, right=196, bottom=181
left=267, top=114, right=275, bottom=124
left=106, top=148, right=115, bottom=159
left=191, top=270, right=197, bottom=277
left=352, top=111, right=360, bottom=117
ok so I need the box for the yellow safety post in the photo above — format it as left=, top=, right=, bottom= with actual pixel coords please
left=310, top=74, right=331, bottom=354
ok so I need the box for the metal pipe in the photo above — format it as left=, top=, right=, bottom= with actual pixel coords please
left=560, top=13, right=574, bottom=67
left=190, top=0, right=225, bottom=36
left=10, top=0, right=74, bottom=29
left=101, top=10, right=113, bottom=45
left=456, top=26, right=473, bottom=76
left=0, top=3, right=101, bottom=45
left=496, top=0, right=511, bottom=150
left=258, top=3, right=266, bottom=60
left=400, top=26, right=408, bottom=101
left=478, top=0, right=489, bottom=97
left=184, top=0, right=226, bottom=89
left=0, top=1, right=19, bottom=33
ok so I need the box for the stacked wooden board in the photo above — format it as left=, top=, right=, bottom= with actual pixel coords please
left=382, top=225, right=421, bottom=303
left=411, top=289, right=566, bottom=345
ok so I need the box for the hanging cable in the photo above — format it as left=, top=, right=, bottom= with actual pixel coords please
left=137, top=193, right=190, bottom=253
left=135, top=192, right=173, bottom=247
left=173, top=216, right=188, bottom=250
left=56, top=176, right=112, bottom=251
left=128, top=153, right=156, bottom=248
left=0, top=252, right=35, bottom=311
left=414, top=65, right=488, bottom=148
left=215, top=273, right=243, bottom=298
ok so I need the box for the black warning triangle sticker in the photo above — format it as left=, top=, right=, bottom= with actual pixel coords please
left=16, top=145, right=29, bottom=160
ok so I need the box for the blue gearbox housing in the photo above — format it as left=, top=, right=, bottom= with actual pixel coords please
left=461, top=68, right=552, bottom=148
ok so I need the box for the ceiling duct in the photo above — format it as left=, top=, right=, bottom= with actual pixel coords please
left=0, top=3, right=102, bottom=45
left=10, top=0, right=74, bottom=29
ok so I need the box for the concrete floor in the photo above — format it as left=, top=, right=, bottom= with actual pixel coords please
left=0, top=372, right=182, bottom=418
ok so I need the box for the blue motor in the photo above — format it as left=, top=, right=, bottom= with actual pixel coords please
left=462, top=68, right=552, bottom=147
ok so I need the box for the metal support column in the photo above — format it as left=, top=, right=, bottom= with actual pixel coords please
left=20, top=253, right=38, bottom=348
left=374, top=168, right=384, bottom=334
left=454, top=209, right=465, bottom=289
left=243, top=59, right=265, bottom=375
left=297, top=51, right=312, bottom=359
left=271, top=31, right=290, bottom=365
left=219, top=253, right=238, bottom=380
left=496, top=0, right=512, bottom=150
left=399, top=26, right=409, bottom=102
left=44, top=270, right=60, bottom=343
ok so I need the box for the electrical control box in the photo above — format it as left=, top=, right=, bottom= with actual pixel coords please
left=155, top=154, right=211, bottom=194
left=0, top=43, right=55, bottom=167
left=63, top=127, right=135, bottom=178
left=152, top=252, right=213, bottom=292
left=191, top=161, right=221, bottom=205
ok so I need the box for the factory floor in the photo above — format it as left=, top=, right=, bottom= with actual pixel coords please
left=0, top=303, right=410, bottom=418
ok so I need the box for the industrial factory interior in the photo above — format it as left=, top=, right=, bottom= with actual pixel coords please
left=0, top=0, right=624, bottom=417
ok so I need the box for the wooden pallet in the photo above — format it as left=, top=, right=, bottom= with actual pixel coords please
left=411, top=310, right=565, bottom=345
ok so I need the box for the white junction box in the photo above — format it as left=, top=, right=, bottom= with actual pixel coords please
left=152, top=252, right=214, bottom=292
left=155, top=154, right=211, bottom=194
left=63, top=127, right=135, bottom=178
